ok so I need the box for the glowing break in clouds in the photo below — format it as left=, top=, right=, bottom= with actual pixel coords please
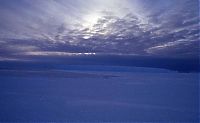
left=0, top=0, right=199, bottom=59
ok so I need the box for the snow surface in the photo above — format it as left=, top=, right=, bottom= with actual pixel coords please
left=0, top=66, right=199, bottom=122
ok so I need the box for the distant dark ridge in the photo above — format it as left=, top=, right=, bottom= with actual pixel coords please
left=0, top=55, right=199, bottom=73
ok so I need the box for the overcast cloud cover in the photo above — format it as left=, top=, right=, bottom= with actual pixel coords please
left=0, top=0, right=199, bottom=61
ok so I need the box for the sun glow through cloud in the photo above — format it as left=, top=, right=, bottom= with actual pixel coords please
left=82, top=13, right=101, bottom=29
left=0, top=0, right=198, bottom=59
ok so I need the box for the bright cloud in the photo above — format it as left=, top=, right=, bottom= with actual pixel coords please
left=0, top=0, right=199, bottom=59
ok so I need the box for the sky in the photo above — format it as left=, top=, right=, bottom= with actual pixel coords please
left=0, top=0, right=199, bottom=62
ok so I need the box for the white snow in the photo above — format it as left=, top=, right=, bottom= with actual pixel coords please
left=0, top=66, right=199, bottom=122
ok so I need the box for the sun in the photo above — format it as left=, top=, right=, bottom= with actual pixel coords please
left=82, top=13, right=101, bottom=29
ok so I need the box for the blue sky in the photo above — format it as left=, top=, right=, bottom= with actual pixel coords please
left=0, top=0, right=199, bottom=61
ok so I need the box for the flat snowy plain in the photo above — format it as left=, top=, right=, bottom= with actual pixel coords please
left=0, top=65, right=199, bottom=122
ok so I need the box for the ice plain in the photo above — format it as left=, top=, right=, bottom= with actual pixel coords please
left=0, top=65, right=199, bottom=122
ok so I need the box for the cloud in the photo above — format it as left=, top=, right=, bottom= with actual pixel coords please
left=0, top=0, right=199, bottom=60
left=18, top=51, right=96, bottom=56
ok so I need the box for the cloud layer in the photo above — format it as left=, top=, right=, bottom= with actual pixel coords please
left=0, top=0, right=199, bottom=60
